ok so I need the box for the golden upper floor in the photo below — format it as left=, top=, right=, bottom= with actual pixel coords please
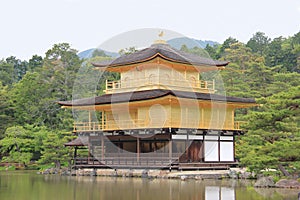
left=93, top=43, right=228, bottom=94
left=58, top=89, right=257, bottom=132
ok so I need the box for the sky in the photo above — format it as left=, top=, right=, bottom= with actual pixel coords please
left=0, top=0, right=299, bottom=60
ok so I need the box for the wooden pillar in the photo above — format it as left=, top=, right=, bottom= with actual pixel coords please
left=186, top=130, right=190, bottom=162
left=88, top=137, right=91, bottom=163
left=201, top=108, right=204, bottom=129
left=74, top=146, right=77, bottom=158
left=233, top=134, right=236, bottom=162
left=137, top=138, right=140, bottom=163
left=218, top=134, right=221, bottom=162
left=169, top=139, right=172, bottom=163
left=73, top=146, right=78, bottom=166
left=101, top=111, right=105, bottom=130
left=101, top=135, right=104, bottom=161
left=89, top=110, right=92, bottom=130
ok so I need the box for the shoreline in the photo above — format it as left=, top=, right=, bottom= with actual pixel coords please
left=70, top=168, right=251, bottom=180
left=58, top=168, right=299, bottom=189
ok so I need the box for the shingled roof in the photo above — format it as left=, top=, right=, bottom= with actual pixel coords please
left=58, top=89, right=256, bottom=107
left=64, top=136, right=88, bottom=146
left=92, top=43, right=229, bottom=68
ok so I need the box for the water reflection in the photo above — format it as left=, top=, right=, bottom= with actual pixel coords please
left=205, top=186, right=235, bottom=200
left=0, top=171, right=299, bottom=200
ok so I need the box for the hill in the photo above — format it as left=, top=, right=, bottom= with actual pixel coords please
left=78, top=48, right=119, bottom=59
left=78, top=37, right=219, bottom=59
left=167, top=37, right=218, bottom=49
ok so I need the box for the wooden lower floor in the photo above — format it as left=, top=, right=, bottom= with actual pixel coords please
left=67, top=130, right=239, bottom=170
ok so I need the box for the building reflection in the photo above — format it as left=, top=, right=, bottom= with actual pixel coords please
left=205, top=186, right=235, bottom=200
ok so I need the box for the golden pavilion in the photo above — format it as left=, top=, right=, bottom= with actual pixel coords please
left=58, top=40, right=256, bottom=170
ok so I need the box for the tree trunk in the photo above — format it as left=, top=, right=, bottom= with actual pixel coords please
left=278, top=164, right=290, bottom=177
left=55, top=161, right=61, bottom=169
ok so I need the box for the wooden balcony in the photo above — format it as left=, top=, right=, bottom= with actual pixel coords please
left=72, top=155, right=237, bottom=169
left=73, top=120, right=245, bottom=132
left=73, top=153, right=181, bottom=169
left=105, top=77, right=215, bottom=94
left=73, top=122, right=103, bottom=132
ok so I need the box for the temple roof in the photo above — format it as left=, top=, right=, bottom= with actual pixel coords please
left=64, top=136, right=88, bottom=146
left=92, top=43, right=229, bottom=68
left=58, top=89, right=256, bottom=107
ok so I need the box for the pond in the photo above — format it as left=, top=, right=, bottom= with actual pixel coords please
left=0, top=171, right=299, bottom=200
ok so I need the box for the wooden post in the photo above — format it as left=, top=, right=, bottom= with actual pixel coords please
left=218, top=134, right=220, bottom=162
left=89, top=110, right=92, bottom=130
left=88, top=137, right=91, bottom=164
left=169, top=139, right=172, bottom=163
left=137, top=138, right=140, bottom=164
left=102, top=111, right=105, bottom=130
left=74, top=147, right=77, bottom=166
left=201, top=108, right=204, bottom=129
left=101, top=135, right=104, bottom=161
left=185, top=130, right=190, bottom=162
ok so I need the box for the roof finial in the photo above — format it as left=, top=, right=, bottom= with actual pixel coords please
left=154, top=30, right=167, bottom=44
left=158, top=31, right=164, bottom=38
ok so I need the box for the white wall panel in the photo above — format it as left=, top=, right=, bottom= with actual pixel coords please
left=204, top=141, right=218, bottom=161
left=220, top=142, right=234, bottom=161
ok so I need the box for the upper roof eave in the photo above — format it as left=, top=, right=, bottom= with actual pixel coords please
left=92, top=43, right=229, bottom=69
left=57, top=89, right=257, bottom=107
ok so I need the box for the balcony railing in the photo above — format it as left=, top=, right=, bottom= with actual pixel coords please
left=73, top=122, right=103, bottom=132
left=73, top=120, right=245, bottom=132
left=234, top=121, right=245, bottom=130
left=105, top=76, right=215, bottom=94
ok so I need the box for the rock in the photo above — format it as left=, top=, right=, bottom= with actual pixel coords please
left=275, top=179, right=300, bottom=189
left=228, top=170, right=238, bottom=179
left=90, top=170, right=97, bottom=176
left=126, top=169, right=133, bottom=177
left=141, top=170, right=148, bottom=178
left=239, top=172, right=252, bottom=179
left=254, top=176, right=275, bottom=187
left=201, top=174, right=223, bottom=179
left=180, top=175, right=188, bottom=181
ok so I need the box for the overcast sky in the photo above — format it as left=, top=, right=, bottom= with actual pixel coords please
left=1, top=0, right=299, bottom=60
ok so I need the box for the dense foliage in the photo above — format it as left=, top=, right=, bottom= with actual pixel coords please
left=0, top=32, right=299, bottom=173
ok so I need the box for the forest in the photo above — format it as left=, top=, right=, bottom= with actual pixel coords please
left=0, top=31, right=299, bottom=175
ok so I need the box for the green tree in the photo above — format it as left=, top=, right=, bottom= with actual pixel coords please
left=118, top=47, right=137, bottom=55
left=28, top=55, right=43, bottom=72
left=236, top=86, right=300, bottom=173
left=218, top=37, right=239, bottom=57
left=43, top=43, right=82, bottom=101
left=6, top=56, right=28, bottom=82
left=10, top=43, right=81, bottom=130
left=245, top=62, right=274, bottom=97
left=0, top=59, right=15, bottom=86
left=2, top=43, right=81, bottom=135
left=92, top=49, right=108, bottom=58
left=180, top=45, right=210, bottom=58
left=0, top=126, right=34, bottom=165
left=246, top=32, right=270, bottom=56
left=265, top=37, right=285, bottom=68
left=204, top=44, right=218, bottom=59
left=12, top=72, right=51, bottom=126
left=39, top=131, right=73, bottom=169
left=0, top=82, right=14, bottom=138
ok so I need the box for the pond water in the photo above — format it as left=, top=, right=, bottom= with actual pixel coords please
left=0, top=171, right=299, bottom=200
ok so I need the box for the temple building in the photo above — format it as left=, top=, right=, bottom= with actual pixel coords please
left=58, top=39, right=257, bottom=170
